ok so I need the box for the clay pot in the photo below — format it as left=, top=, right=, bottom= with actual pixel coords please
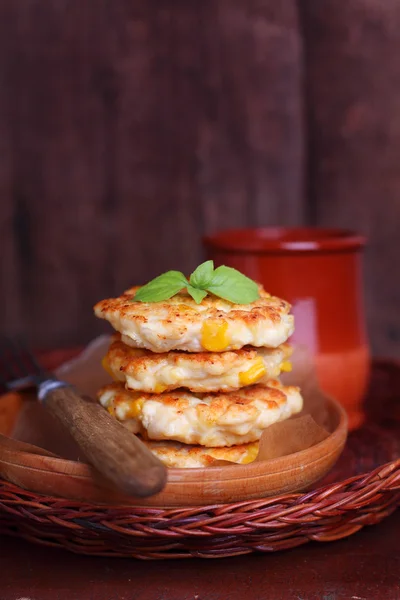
left=203, top=227, right=369, bottom=429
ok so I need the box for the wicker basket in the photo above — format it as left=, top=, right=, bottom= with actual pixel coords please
left=0, top=359, right=399, bottom=560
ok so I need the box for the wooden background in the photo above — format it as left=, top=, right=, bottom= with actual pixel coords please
left=1, top=0, right=400, bottom=355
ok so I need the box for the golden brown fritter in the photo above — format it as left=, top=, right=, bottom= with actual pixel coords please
left=94, top=286, right=294, bottom=353
left=103, top=336, right=293, bottom=393
left=98, top=380, right=303, bottom=447
left=141, top=439, right=260, bottom=468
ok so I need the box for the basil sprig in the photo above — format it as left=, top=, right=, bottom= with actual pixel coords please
left=133, top=261, right=259, bottom=304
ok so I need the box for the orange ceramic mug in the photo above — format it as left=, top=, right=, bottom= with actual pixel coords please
left=203, top=227, right=370, bottom=430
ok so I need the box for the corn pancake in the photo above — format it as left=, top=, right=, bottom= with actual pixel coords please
left=103, top=337, right=292, bottom=393
left=94, top=286, right=294, bottom=353
left=98, top=381, right=303, bottom=447
left=141, top=439, right=260, bottom=468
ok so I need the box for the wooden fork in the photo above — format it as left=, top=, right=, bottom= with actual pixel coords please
left=0, top=337, right=167, bottom=498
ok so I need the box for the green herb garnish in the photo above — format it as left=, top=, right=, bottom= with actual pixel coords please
left=133, top=261, right=259, bottom=305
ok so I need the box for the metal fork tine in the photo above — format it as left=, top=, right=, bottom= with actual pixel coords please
left=19, top=339, right=45, bottom=376
left=0, top=336, right=46, bottom=391
left=0, top=337, right=21, bottom=382
left=9, top=337, right=30, bottom=377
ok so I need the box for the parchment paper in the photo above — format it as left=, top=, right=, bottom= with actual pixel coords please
left=11, top=337, right=334, bottom=465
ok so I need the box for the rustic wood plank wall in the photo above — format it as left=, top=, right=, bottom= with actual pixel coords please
left=0, top=0, right=399, bottom=356
left=300, top=0, right=400, bottom=356
left=0, top=0, right=304, bottom=348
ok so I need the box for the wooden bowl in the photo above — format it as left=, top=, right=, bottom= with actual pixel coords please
left=0, top=389, right=347, bottom=507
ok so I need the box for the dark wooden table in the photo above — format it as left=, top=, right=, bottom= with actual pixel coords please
left=1, top=509, right=399, bottom=600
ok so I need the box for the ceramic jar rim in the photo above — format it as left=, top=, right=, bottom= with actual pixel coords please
left=203, top=227, right=366, bottom=254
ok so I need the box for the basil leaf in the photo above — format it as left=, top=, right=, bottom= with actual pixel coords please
left=186, top=285, right=208, bottom=304
left=207, top=265, right=260, bottom=304
left=132, top=263, right=259, bottom=305
left=133, top=271, right=188, bottom=303
left=189, top=260, right=214, bottom=289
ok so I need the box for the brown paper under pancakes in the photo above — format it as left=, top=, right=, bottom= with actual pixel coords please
left=10, top=336, right=331, bottom=465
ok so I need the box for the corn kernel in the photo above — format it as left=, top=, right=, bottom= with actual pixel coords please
left=241, top=443, right=259, bottom=464
left=154, top=384, right=167, bottom=394
left=107, top=404, right=115, bottom=417
left=101, top=355, right=116, bottom=380
left=238, top=358, right=267, bottom=386
left=125, top=398, right=145, bottom=419
left=201, top=320, right=230, bottom=352
left=280, top=361, right=292, bottom=373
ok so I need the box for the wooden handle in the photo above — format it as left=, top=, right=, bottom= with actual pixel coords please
left=43, top=385, right=167, bottom=498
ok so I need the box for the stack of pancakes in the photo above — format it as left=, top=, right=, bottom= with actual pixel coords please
left=94, top=286, right=303, bottom=468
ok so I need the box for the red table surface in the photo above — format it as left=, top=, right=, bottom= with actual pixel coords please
left=0, top=509, right=399, bottom=600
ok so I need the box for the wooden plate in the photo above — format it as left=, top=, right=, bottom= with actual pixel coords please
left=0, top=385, right=347, bottom=507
